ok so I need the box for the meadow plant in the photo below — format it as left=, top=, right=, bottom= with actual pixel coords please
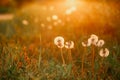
left=81, top=40, right=91, bottom=78
left=65, top=41, right=74, bottom=64
left=81, top=34, right=110, bottom=79
left=54, top=36, right=65, bottom=65
left=38, top=35, right=42, bottom=68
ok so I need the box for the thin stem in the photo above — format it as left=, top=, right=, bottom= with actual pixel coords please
left=92, top=45, right=95, bottom=78
left=38, top=34, right=42, bottom=68
left=68, top=49, right=72, bottom=64
left=81, top=47, right=86, bottom=77
left=102, top=57, right=105, bottom=73
left=98, top=57, right=105, bottom=80
left=60, top=48, right=65, bottom=65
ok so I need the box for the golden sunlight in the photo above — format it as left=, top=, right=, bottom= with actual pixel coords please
left=0, top=0, right=119, bottom=80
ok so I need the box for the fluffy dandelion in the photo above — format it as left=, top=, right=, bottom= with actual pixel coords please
left=97, top=40, right=105, bottom=47
left=54, top=36, right=65, bottom=65
left=81, top=41, right=89, bottom=77
left=88, top=34, right=98, bottom=45
left=89, top=34, right=98, bottom=78
left=81, top=41, right=91, bottom=47
left=99, top=48, right=109, bottom=57
left=65, top=41, right=74, bottom=49
left=54, top=36, right=64, bottom=48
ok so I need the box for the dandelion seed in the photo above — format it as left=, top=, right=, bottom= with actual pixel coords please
left=65, top=41, right=74, bottom=49
left=99, top=48, right=109, bottom=57
left=54, top=36, right=64, bottom=48
left=97, top=40, right=105, bottom=47
left=88, top=34, right=98, bottom=45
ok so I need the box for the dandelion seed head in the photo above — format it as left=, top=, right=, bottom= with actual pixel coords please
left=82, top=42, right=87, bottom=47
left=88, top=34, right=98, bottom=45
left=82, top=41, right=91, bottom=47
left=97, top=40, right=105, bottom=47
left=99, top=48, right=109, bottom=57
left=65, top=41, right=74, bottom=49
left=54, top=36, right=64, bottom=48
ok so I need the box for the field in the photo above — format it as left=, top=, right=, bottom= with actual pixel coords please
left=0, top=1, right=120, bottom=80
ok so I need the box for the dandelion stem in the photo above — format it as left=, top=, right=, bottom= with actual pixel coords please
left=92, top=45, right=95, bottom=78
left=68, top=49, right=72, bottom=64
left=81, top=47, right=86, bottom=77
left=38, top=34, right=42, bottom=68
left=102, top=57, right=105, bottom=73
left=60, top=48, right=65, bottom=65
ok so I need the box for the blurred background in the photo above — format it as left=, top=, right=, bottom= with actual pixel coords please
left=0, top=0, right=120, bottom=44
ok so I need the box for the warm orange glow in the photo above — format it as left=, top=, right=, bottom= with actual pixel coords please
left=52, top=15, right=58, bottom=20
left=0, top=0, right=119, bottom=79
left=18, top=1, right=118, bottom=30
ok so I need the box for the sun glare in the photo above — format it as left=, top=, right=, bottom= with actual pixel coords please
left=65, top=0, right=80, bottom=6
left=18, top=0, right=117, bottom=30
